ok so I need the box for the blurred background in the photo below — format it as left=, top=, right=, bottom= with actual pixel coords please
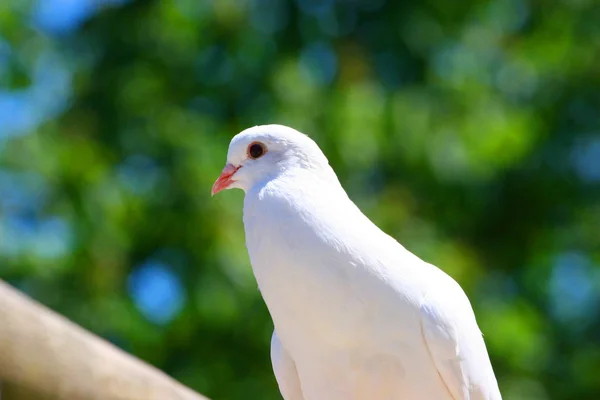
left=1, top=0, right=599, bottom=399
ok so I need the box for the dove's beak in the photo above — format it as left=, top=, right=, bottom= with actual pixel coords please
left=211, top=163, right=240, bottom=196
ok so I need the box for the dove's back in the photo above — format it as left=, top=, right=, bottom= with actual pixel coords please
left=243, top=167, right=501, bottom=400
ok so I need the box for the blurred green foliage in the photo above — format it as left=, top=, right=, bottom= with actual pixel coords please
left=1, top=0, right=599, bottom=399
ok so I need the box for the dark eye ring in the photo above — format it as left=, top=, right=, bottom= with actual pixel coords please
left=248, top=142, right=267, bottom=159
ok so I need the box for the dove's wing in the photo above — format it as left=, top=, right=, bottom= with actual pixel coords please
left=271, top=330, right=304, bottom=400
left=420, top=274, right=502, bottom=400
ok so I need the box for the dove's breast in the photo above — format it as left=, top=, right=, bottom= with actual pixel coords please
left=242, top=176, right=453, bottom=400
left=243, top=179, right=403, bottom=340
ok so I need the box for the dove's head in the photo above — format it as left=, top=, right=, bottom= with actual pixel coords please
left=211, top=124, right=331, bottom=195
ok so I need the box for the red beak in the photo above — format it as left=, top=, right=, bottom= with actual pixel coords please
left=211, top=163, right=240, bottom=196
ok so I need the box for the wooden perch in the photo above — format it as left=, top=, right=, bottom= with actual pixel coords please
left=0, top=280, right=209, bottom=400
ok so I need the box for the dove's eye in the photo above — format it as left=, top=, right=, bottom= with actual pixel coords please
left=248, top=142, right=267, bottom=159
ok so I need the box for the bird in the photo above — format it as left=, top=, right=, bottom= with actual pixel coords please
left=212, top=124, right=502, bottom=400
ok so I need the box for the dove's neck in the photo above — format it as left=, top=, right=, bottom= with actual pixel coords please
left=243, top=163, right=394, bottom=263
left=244, top=164, right=359, bottom=230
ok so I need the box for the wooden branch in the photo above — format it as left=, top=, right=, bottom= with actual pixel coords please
left=0, top=280, right=209, bottom=400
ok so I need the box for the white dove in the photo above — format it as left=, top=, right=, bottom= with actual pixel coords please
left=212, top=124, right=502, bottom=400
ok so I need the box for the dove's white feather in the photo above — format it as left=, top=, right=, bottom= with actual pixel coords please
left=271, top=331, right=304, bottom=400
left=218, top=124, right=502, bottom=400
